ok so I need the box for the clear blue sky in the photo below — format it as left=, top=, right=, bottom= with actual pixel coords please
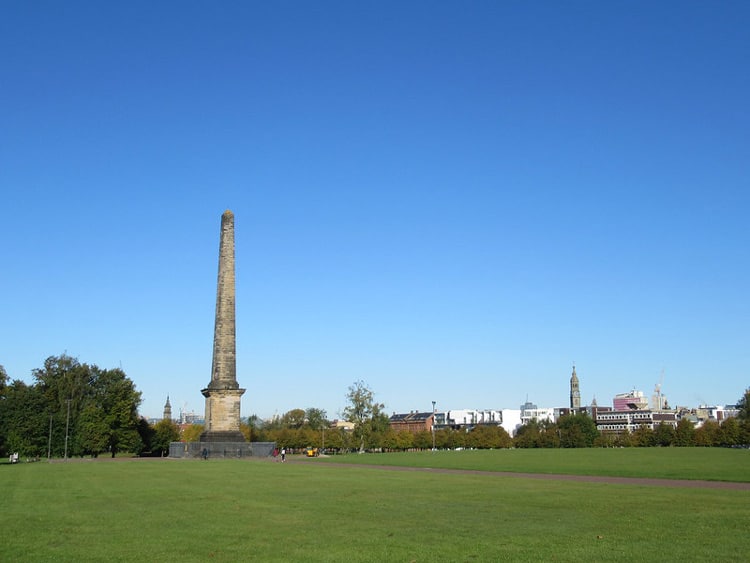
left=2, top=2, right=748, bottom=420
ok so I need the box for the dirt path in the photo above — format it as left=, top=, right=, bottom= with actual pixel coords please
left=298, top=460, right=750, bottom=490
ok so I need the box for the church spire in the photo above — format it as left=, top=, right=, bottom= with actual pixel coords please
left=163, top=395, right=172, bottom=421
left=569, top=364, right=581, bottom=410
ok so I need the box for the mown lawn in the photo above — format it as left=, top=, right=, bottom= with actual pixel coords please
left=2, top=456, right=749, bottom=562
left=314, top=447, right=750, bottom=482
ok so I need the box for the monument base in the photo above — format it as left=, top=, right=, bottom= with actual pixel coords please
left=199, top=430, right=246, bottom=442
left=169, top=441, right=276, bottom=459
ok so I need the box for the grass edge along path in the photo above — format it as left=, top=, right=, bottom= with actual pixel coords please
left=299, top=460, right=750, bottom=490
left=309, top=447, right=750, bottom=483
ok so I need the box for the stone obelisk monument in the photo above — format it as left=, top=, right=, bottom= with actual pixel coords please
left=200, top=210, right=246, bottom=442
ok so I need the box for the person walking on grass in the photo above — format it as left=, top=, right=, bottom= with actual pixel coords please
left=281, top=447, right=286, bottom=463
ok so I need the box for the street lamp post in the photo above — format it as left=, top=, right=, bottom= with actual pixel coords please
left=64, top=398, right=71, bottom=461
left=47, top=414, right=53, bottom=460
left=431, top=400, right=436, bottom=452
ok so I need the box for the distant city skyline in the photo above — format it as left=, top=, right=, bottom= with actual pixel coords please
left=2, top=3, right=748, bottom=421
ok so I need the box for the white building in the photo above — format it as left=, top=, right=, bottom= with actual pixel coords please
left=500, top=409, right=522, bottom=437
left=520, top=406, right=555, bottom=426
left=445, top=409, right=502, bottom=427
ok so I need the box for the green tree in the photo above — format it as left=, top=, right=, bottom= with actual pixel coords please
left=273, top=427, right=299, bottom=450
left=152, top=419, right=180, bottom=455
left=437, top=428, right=466, bottom=450
left=593, top=432, right=616, bottom=448
left=0, top=366, right=11, bottom=455
left=466, top=425, right=512, bottom=449
left=77, top=403, right=110, bottom=456
left=240, top=421, right=254, bottom=442
left=136, top=417, right=155, bottom=454
left=28, top=355, right=141, bottom=457
left=653, top=422, right=676, bottom=447
left=632, top=424, right=655, bottom=447
left=242, top=414, right=267, bottom=441
left=718, top=417, right=740, bottom=447
left=558, top=413, right=599, bottom=448
left=381, top=428, right=399, bottom=451
left=367, top=411, right=390, bottom=450
left=342, top=380, right=386, bottom=452
left=323, top=427, right=349, bottom=452
left=395, top=430, right=414, bottom=451
left=305, top=408, right=329, bottom=430
left=614, top=428, right=634, bottom=447
left=737, top=388, right=750, bottom=421
left=281, top=408, right=306, bottom=429
left=0, top=380, right=48, bottom=457
left=538, top=420, right=561, bottom=448
left=413, top=429, right=432, bottom=450
left=33, top=354, right=92, bottom=457
left=298, top=426, right=318, bottom=449
left=736, top=389, right=750, bottom=445
left=514, top=420, right=542, bottom=448
left=181, top=424, right=204, bottom=443
left=88, top=367, right=142, bottom=457
left=673, top=418, right=695, bottom=446
left=694, top=420, right=720, bottom=447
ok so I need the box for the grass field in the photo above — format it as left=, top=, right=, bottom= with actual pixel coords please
left=314, top=447, right=750, bottom=482
left=1, top=451, right=748, bottom=562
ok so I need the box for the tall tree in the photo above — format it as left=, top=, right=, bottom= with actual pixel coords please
left=673, top=418, right=695, bottom=446
left=694, top=420, right=720, bottom=446
left=396, top=430, right=415, bottom=451
left=736, top=388, right=750, bottom=445
left=136, top=417, right=156, bottom=454
left=281, top=408, right=306, bottom=428
left=558, top=413, right=599, bottom=448
left=342, top=380, right=385, bottom=452
left=0, top=365, right=8, bottom=455
left=632, top=424, right=655, bottom=447
left=514, top=420, right=542, bottom=448
left=90, top=367, right=142, bottom=457
left=737, top=388, right=750, bottom=420
left=77, top=403, right=110, bottom=456
left=718, top=417, right=740, bottom=447
left=151, top=419, right=180, bottom=455
left=0, top=380, right=48, bottom=457
left=413, top=429, right=432, bottom=450
left=33, top=354, right=92, bottom=456
left=31, top=356, right=142, bottom=457
left=305, top=407, right=329, bottom=430
left=653, top=422, right=676, bottom=446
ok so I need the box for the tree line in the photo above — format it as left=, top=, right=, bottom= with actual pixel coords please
left=3, top=360, right=747, bottom=458
left=0, top=355, right=179, bottom=459
left=233, top=384, right=750, bottom=452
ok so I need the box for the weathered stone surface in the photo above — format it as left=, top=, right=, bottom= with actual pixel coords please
left=201, top=210, right=246, bottom=442
left=169, top=441, right=276, bottom=459
left=211, top=210, right=238, bottom=388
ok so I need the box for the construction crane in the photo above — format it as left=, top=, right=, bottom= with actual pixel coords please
left=653, top=369, right=665, bottom=411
